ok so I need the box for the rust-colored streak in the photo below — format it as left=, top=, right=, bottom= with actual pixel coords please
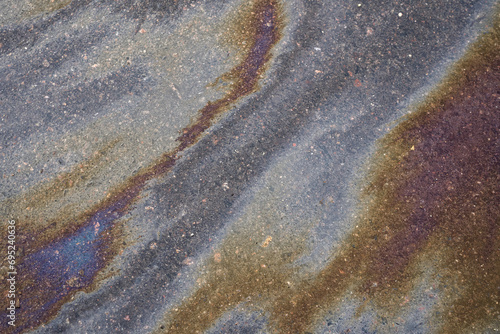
left=153, top=1, right=286, bottom=333
left=270, top=15, right=500, bottom=334
left=0, top=0, right=284, bottom=332
left=177, top=0, right=283, bottom=151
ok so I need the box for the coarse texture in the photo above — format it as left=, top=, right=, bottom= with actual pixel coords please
left=0, top=0, right=498, bottom=333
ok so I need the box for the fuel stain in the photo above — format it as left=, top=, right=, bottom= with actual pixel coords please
left=270, top=12, right=500, bottom=334
left=156, top=9, right=499, bottom=334
left=0, top=0, right=284, bottom=332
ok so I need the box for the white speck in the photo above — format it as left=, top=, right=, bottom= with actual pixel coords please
left=398, top=12, right=403, bottom=17
left=314, top=47, right=321, bottom=51
left=170, top=83, right=182, bottom=99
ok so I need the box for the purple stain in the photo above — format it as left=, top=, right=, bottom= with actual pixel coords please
left=239, top=4, right=277, bottom=84
left=2, top=198, right=129, bottom=333
left=0, top=1, right=284, bottom=333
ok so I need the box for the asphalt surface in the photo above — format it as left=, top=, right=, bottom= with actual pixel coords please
left=0, top=0, right=498, bottom=333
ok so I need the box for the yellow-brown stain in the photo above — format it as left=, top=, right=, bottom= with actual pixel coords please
left=176, top=0, right=284, bottom=151
left=269, top=11, right=500, bottom=334
left=0, top=0, right=286, bottom=332
left=24, top=0, right=72, bottom=19
left=1, top=138, right=121, bottom=250
left=156, top=9, right=499, bottom=334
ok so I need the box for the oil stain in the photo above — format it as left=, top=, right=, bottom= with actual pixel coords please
left=270, top=11, right=500, bottom=334
left=2, top=138, right=122, bottom=249
left=176, top=0, right=284, bottom=151
left=156, top=9, right=499, bottom=334
left=0, top=0, right=285, bottom=332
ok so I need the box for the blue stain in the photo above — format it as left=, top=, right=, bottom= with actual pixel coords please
left=2, top=4, right=280, bottom=332
left=14, top=197, right=130, bottom=332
